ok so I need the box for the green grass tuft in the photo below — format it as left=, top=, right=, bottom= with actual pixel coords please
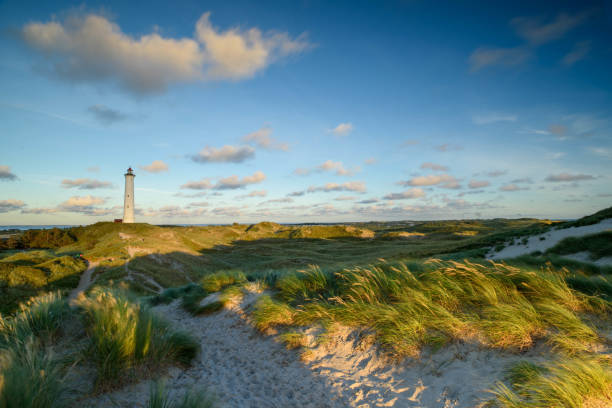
left=148, top=380, right=215, bottom=408
left=492, top=357, right=612, bottom=407
left=77, top=287, right=199, bottom=388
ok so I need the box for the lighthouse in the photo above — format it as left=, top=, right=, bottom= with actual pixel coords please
left=123, top=167, right=135, bottom=223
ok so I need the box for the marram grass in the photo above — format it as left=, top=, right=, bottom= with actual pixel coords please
left=77, top=287, right=199, bottom=388
left=0, top=293, right=71, bottom=408
left=254, top=260, right=608, bottom=357
left=492, top=357, right=612, bottom=408
left=148, top=380, right=215, bottom=408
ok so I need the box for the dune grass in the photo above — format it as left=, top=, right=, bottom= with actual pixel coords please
left=547, top=232, right=612, bottom=260
left=0, top=338, right=69, bottom=408
left=77, top=287, right=199, bottom=388
left=148, top=380, right=215, bottom=408
left=492, top=357, right=612, bottom=407
left=0, top=292, right=72, bottom=408
left=253, top=260, right=608, bottom=357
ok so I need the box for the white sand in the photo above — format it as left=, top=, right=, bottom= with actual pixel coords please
left=488, top=218, right=612, bottom=260
left=85, top=286, right=550, bottom=408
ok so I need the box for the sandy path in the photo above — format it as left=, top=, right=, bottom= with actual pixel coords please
left=488, top=218, right=612, bottom=260
left=85, top=287, right=550, bottom=408
left=69, top=260, right=99, bottom=302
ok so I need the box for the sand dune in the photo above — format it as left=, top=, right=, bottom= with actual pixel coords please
left=85, top=286, right=550, bottom=408
left=488, top=218, right=612, bottom=261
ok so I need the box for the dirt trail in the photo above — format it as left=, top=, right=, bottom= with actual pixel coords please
left=69, top=260, right=99, bottom=303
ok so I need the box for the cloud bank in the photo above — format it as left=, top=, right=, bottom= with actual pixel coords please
left=22, top=12, right=311, bottom=95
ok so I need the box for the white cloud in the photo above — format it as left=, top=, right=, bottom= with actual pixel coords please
left=0, top=199, right=25, bottom=213
left=511, top=12, right=589, bottom=46
left=139, top=160, right=169, bottom=173
left=364, top=158, right=377, bottom=165
left=180, top=171, right=266, bottom=191
left=486, top=170, right=507, bottom=177
left=562, top=41, right=591, bottom=66
left=0, top=165, right=17, bottom=181
left=589, top=147, right=612, bottom=159
left=472, top=113, right=517, bottom=125
left=399, top=174, right=460, bottom=189
left=22, top=12, right=311, bottom=95
left=215, top=171, right=266, bottom=190
left=383, top=188, right=426, bottom=200
left=468, top=46, right=530, bottom=72
left=211, top=206, right=243, bottom=217
left=334, top=195, right=357, bottom=201
left=242, top=127, right=288, bottom=151
left=317, top=160, right=355, bottom=176
left=21, top=207, right=59, bottom=214
left=57, top=195, right=113, bottom=215
left=60, top=195, right=106, bottom=207
left=195, top=12, right=311, bottom=80
left=180, top=179, right=213, bottom=190
left=330, top=122, right=353, bottom=136
left=500, top=184, right=529, bottom=192
left=435, top=144, right=463, bottom=152
left=61, top=178, right=113, bottom=189
left=420, top=162, right=449, bottom=171
left=308, top=181, right=366, bottom=193
left=545, top=173, right=595, bottom=182
left=468, top=180, right=490, bottom=189
left=244, top=190, right=268, bottom=198
left=192, top=145, right=255, bottom=163
left=142, top=205, right=206, bottom=218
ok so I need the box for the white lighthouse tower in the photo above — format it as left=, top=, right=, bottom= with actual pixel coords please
left=123, top=167, right=135, bottom=223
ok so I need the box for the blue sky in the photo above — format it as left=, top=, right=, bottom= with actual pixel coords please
left=0, top=0, right=611, bottom=225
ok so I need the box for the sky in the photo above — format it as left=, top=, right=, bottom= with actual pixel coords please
left=0, top=0, right=611, bottom=225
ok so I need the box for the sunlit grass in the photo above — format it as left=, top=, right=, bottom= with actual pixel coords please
left=77, top=287, right=199, bottom=388
left=492, top=357, right=612, bottom=407
left=253, top=260, right=608, bottom=357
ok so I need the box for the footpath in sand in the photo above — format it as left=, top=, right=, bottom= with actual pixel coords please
left=86, top=286, right=550, bottom=408
left=488, top=218, right=612, bottom=262
left=68, top=260, right=98, bottom=303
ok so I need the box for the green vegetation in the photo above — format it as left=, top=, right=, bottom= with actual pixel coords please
left=0, top=206, right=611, bottom=406
left=493, top=358, right=612, bottom=407
left=0, top=251, right=86, bottom=314
left=0, top=292, right=72, bottom=408
left=253, top=260, right=607, bottom=357
left=0, top=228, right=76, bottom=250
left=558, top=206, right=612, bottom=229
left=547, top=231, right=612, bottom=260
left=77, top=287, right=199, bottom=388
left=148, top=380, right=215, bottom=408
